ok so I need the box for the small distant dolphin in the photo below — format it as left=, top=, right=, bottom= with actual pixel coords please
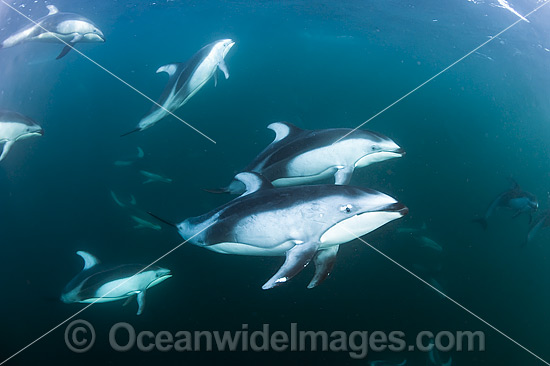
left=61, top=251, right=171, bottom=315
left=157, top=172, right=407, bottom=289
left=526, top=210, right=550, bottom=245
left=113, top=147, right=145, bottom=166
left=473, top=179, right=538, bottom=229
left=0, top=5, right=105, bottom=59
left=214, top=122, right=404, bottom=194
left=131, top=215, right=161, bottom=231
left=140, top=170, right=172, bottom=184
left=397, top=222, right=427, bottom=234
left=122, top=39, right=235, bottom=136
left=0, top=110, right=43, bottom=161
left=416, top=236, right=443, bottom=252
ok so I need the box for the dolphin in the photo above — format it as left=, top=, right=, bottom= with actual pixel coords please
left=131, top=215, right=161, bottom=231
left=140, top=170, right=172, bottom=184
left=0, top=110, right=43, bottom=161
left=0, top=5, right=105, bottom=59
left=473, top=179, right=538, bottom=229
left=122, top=39, right=235, bottom=136
left=61, top=251, right=171, bottom=315
left=164, top=172, right=407, bottom=289
left=416, top=236, right=443, bottom=252
left=113, top=147, right=145, bottom=166
left=526, top=210, right=550, bottom=245
left=214, top=122, right=404, bottom=194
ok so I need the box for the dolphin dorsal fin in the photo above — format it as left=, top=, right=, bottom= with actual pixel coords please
left=46, top=5, right=59, bottom=15
left=267, top=122, right=302, bottom=143
left=76, top=251, right=100, bottom=270
left=234, top=172, right=273, bottom=196
left=156, top=63, right=179, bottom=77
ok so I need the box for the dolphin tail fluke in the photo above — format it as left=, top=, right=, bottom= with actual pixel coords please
left=121, top=128, right=141, bottom=137
left=262, top=241, right=319, bottom=290
left=147, top=212, right=177, bottom=228
left=472, top=218, right=488, bottom=230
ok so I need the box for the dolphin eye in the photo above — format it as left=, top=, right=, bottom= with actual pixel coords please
left=340, top=204, right=353, bottom=213
left=371, top=145, right=379, bottom=151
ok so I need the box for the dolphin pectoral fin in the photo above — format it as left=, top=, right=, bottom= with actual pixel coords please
left=218, top=59, right=230, bottom=79
left=214, top=70, right=218, bottom=87
left=0, top=140, right=15, bottom=161
left=56, top=35, right=82, bottom=60
left=122, top=296, right=134, bottom=307
left=262, top=241, right=319, bottom=290
left=136, top=291, right=146, bottom=315
left=307, top=245, right=339, bottom=289
left=334, top=166, right=354, bottom=185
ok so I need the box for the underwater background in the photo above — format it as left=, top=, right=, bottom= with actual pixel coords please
left=1, top=0, right=550, bottom=364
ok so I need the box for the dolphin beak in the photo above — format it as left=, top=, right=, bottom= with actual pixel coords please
left=395, top=147, right=405, bottom=156
left=384, top=202, right=409, bottom=216
left=38, top=129, right=44, bottom=136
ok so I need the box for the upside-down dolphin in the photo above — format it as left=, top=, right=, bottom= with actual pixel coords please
left=154, top=172, right=407, bottom=289
left=214, top=122, right=404, bottom=194
left=0, top=110, right=43, bottom=161
left=473, top=179, right=538, bottom=229
left=122, top=39, right=235, bottom=136
left=0, top=5, right=105, bottom=59
left=61, top=251, right=171, bottom=315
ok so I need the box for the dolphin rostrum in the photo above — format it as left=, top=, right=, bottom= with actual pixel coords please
left=122, top=39, right=235, bottom=136
left=216, top=122, right=404, bottom=194
left=0, top=5, right=105, bottom=59
left=61, top=251, right=171, bottom=315
left=0, top=110, right=43, bottom=161
left=160, top=172, right=407, bottom=289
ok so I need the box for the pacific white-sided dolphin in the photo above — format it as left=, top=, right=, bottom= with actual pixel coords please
left=140, top=170, right=172, bottom=184
left=416, top=236, right=443, bottom=252
left=122, top=39, right=235, bottom=136
left=215, top=122, right=404, bottom=194
left=61, top=251, right=171, bottom=315
left=0, top=5, right=105, bottom=59
left=0, top=110, right=43, bottom=161
left=161, top=172, right=407, bottom=289
left=473, top=179, right=538, bottom=229
left=131, top=215, right=161, bottom=231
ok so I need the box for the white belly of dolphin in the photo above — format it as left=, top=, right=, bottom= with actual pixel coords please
left=206, top=240, right=296, bottom=256
left=94, top=277, right=143, bottom=298
left=320, top=211, right=403, bottom=246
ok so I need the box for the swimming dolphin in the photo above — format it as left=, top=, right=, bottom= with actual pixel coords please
left=416, top=236, right=443, bottom=252
left=214, top=122, right=404, bottom=194
left=526, top=210, right=550, bottom=245
left=166, top=172, right=407, bottom=289
left=0, top=5, right=105, bottom=59
left=140, top=170, right=172, bottom=184
left=131, top=215, right=161, bottom=231
left=473, top=179, right=538, bottom=229
left=0, top=110, right=43, bottom=161
left=61, top=251, right=171, bottom=315
left=122, top=39, right=235, bottom=136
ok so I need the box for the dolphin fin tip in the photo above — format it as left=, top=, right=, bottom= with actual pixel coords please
left=202, top=187, right=230, bottom=194
left=121, top=128, right=141, bottom=137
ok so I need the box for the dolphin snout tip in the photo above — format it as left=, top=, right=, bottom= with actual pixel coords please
left=396, top=147, right=406, bottom=156
left=386, top=202, right=408, bottom=216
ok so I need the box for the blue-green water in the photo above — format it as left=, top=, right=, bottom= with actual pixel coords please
left=1, top=0, right=550, bottom=365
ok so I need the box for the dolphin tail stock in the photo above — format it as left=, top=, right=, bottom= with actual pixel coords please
left=472, top=218, right=488, bottom=230
left=121, top=128, right=142, bottom=137
left=147, top=212, right=177, bottom=228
